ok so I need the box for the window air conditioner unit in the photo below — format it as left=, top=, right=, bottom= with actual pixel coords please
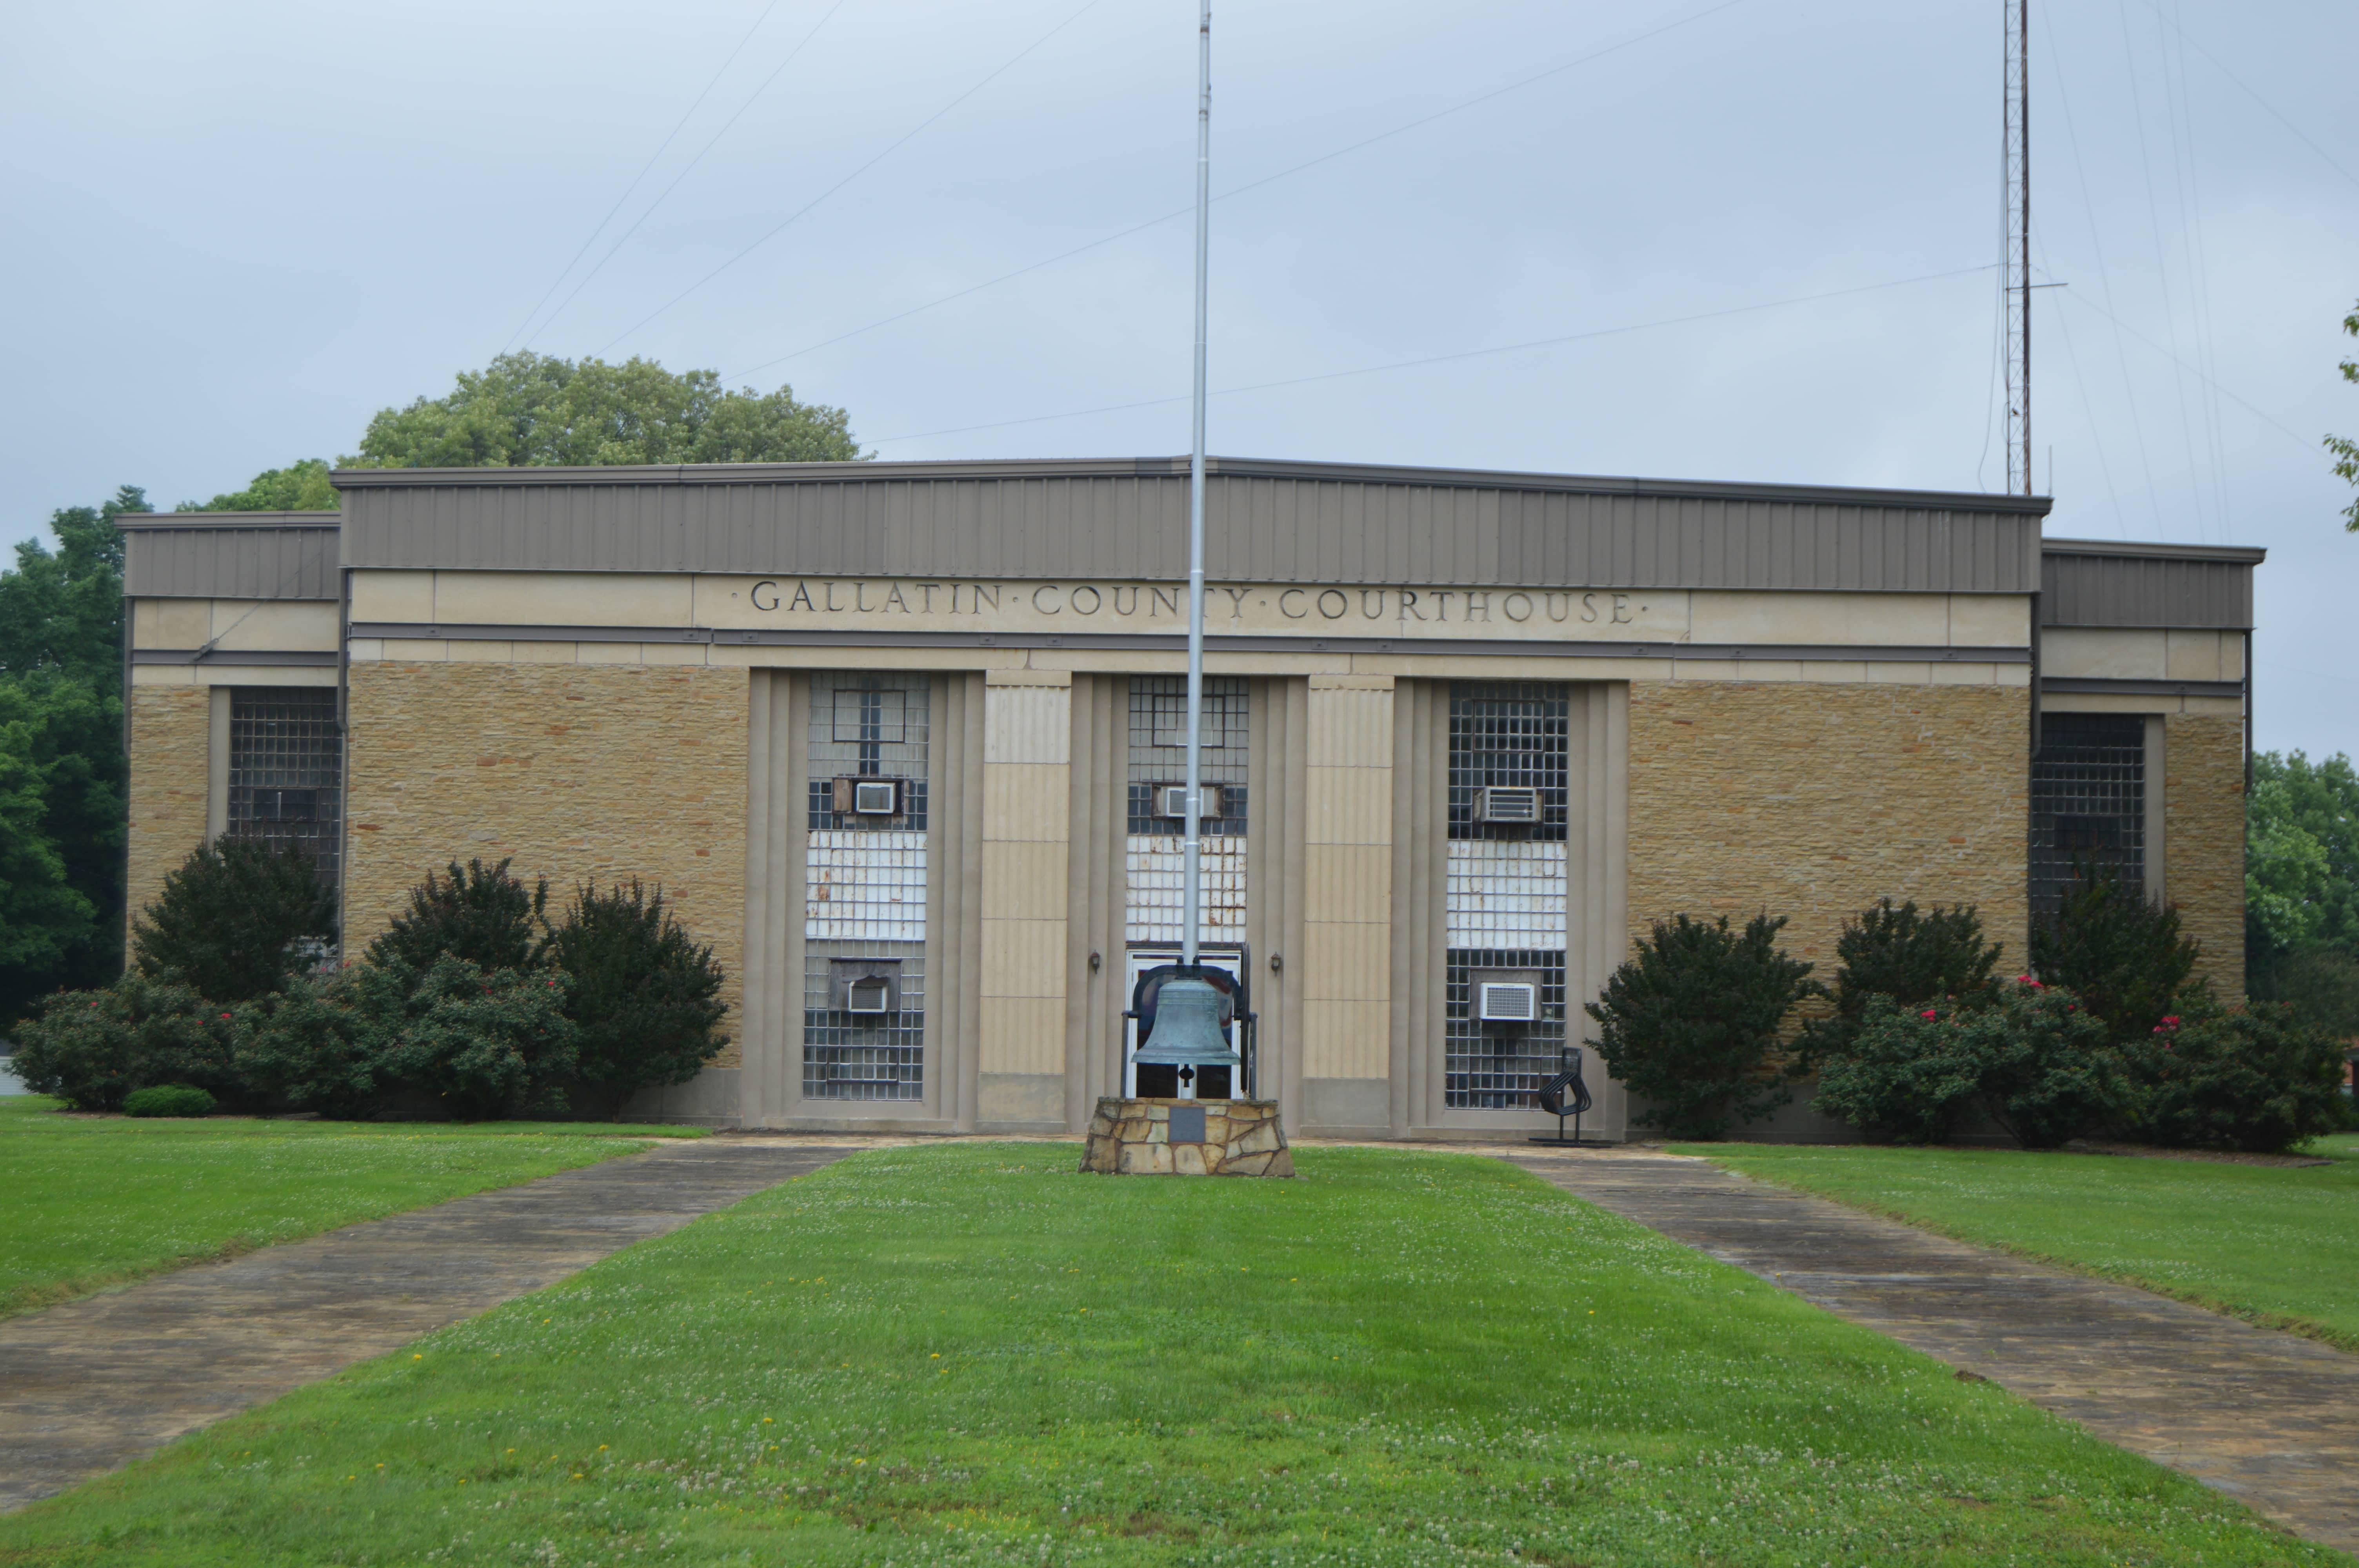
left=829, top=958, right=901, bottom=1014
left=845, top=976, right=892, bottom=1014
left=833, top=776, right=904, bottom=817
left=1474, top=785, right=1541, bottom=824
left=1153, top=783, right=1224, bottom=820
left=1477, top=980, right=1539, bottom=1023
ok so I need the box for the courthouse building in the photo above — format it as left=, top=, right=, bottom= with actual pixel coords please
left=118, top=456, right=2261, bottom=1140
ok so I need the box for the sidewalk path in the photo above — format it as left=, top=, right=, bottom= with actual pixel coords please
left=1514, top=1151, right=2359, bottom=1556
left=0, top=1138, right=856, bottom=1512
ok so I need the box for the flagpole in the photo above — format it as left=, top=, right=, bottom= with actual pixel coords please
left=1181, top=0, right=1211, bottom=975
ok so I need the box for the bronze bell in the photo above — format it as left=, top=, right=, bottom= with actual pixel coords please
left=1131, top=974, right=1241, bottom=1077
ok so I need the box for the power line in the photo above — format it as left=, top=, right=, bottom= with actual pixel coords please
left=500, top=0, right=794, bottom=355
left=2056, top=288, right=2320, bottom=454
left=718, top=0, right=1762, bottom=383
left=597, top=0, right=1111, bottom=357
left=523, top=0, right=854, bottom=351
left=2128, top=0, right=2359, bottom=192
left=867, top=265, right=1994, bottom=445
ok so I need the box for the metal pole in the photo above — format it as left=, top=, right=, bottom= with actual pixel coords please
left=1181, top=0, right=1211, bottom=978
left=2003, top=0, right=2031, bottom=495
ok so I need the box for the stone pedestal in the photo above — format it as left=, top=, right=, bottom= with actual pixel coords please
left=1079, top=1097, right=1294, bottom=1177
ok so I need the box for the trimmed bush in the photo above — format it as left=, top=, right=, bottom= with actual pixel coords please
left=123, top=1083, right=216, bottom=1118
left=10, top=974, right=238, bottom=1111
left=543, top=879, right=727, bottom=1118
left=132, top=835, right=336, bottom=1003
left=366, top=957, right=578, bottom=1120
left=231, top=970, right=388, bottom=1120
left=1814, top=979, right=2123, bottom=1148
left=2031, top=864, right=2201, bottom=1044
left=1585, top=913, right=1822, bottom=1140
left=365, top=858, right=548, bottom=975
left=2117, top=1002, right=2353, bottom=1153
left=1805, top=898, right=2003, bottom=1062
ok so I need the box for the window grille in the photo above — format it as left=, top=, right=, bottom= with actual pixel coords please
left=227, top=687, right=341, bottom=886
left=2030, top=713, right=2145, bottom=920
left=803, top=674, right=929, bottom=1100
left=1125, top=675, right=1248, bottom=944
left=1445, top=682, right=1570, bottom=1109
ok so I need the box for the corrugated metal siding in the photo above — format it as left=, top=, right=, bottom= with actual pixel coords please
left=335, top=463, right=2051, bottom=592
left=121, top=519, right=338, bottom=601
left=2042, top=549, right=2258, bottom=628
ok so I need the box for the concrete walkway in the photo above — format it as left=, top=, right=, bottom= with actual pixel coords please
left=1515, top=1151, right=2359, bottom=1557
left=0, top=1137, right=856, bottom=1512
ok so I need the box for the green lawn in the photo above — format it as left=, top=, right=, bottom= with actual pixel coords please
left=0, top=1096, right=698, bottom=1318
left=1681, top=1140, right=2359, bottom=1350
left=0, top=1145, right=2335, bottom=1566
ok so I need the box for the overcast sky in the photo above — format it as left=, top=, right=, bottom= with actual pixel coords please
left=6, top=0, right=2353, bottom=758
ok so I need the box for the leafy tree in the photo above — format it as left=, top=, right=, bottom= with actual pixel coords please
left=1585, top=912, right=1823, bottom=1139
left=182, top=459, right=337, bottom=512
left=2330, top=300, right=2359, bottom=532
left=2246, top=751, right=2359, bottom=954
left=543, top=879, right=728, bottom=1116
left=132, top=835, right=337, bottom=1004
left=365, top=857, right=548, bottom=974
left=345, top=352, right=863, bottom=470
left=2030, top=864, right=2201, bottom=1044
left=0, top=488, right=145, bottom=1025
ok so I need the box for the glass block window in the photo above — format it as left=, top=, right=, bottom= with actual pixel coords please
left=2031, top=712, right=2146, bottom=920
left=1125, top=675, right=1247, bottom=944
left=1445, top=949, right=1568, bottom=1111
left=803, top=674, right=929, bottom=1101
left=1445, top=682, right=1570, bottom=1109
left=227, top=687, right=341, bottom=886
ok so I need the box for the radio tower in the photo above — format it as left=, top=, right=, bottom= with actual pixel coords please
left=2003, top=0, right=2032, bottom=495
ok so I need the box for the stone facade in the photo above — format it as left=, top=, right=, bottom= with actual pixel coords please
left=343, top=661, right=750, bottom=1064
left=1626, top=681, right=2032, bottom=972
left=124, top=685, right=212, bottom=938
left=1080, top=1097, right=1294, bottom=1176
left=2165, top=713, right=2247, bottom=999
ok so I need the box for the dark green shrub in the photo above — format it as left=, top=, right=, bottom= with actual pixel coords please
left=2031, top=864, right=2200, bottom=1044
left=132, top=835, right=336, bottom=1003
left=2117, top=1002, right=2353, bottom=1153
left=231, top=970, right=389, bottom=1119
left=1805, top=898, right=2003, bottom=1062
left=1814, top=980, right=2122, bottom=1148
left=10, top=974, right=238, bottom=1111
left=543, top=879, right=727, bottom=1118
left=1585, top=913, right=1822, bottom=1140
left=366, top=956, right=578, bottom=1120
left=365, top=858, right=548, bottom=975
left=123, top=1083, right=216, bottom=1118
left=2252, top=942, right=2359, bottom=1040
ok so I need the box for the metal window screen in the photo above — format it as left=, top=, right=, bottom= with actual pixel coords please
left=1445, top=682, right=1569, bottom=1109
left=227, top=687, right=341, bottom=886
left=804, top=673, right=929, bottom=1100
left=2031, top=713, right=2145, bottom=920
left=1125, top=675, right=1247, bottom=944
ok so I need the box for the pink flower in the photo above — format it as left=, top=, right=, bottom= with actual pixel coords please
left=219, top=1013, right=231, bottom=1021
left=1919, top=1009, right=1938, bottom=1020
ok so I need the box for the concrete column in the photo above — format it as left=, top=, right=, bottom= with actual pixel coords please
left=977, top=670, right=1072, bottom=1129
left=1299, top=675, right=1395, bottom=1135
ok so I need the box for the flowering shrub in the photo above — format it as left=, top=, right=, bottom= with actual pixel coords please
left=1802, top=898, right=2003, bottom=1064
left=2116, top=1002, right=2352, bottom=1152
left=10, top=974, right=240, bottom=1111
left=1813, top=979, right=2123, bottom=1147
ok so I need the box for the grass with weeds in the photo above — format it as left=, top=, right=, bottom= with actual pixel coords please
left=0, top=1143, right=2337, bottom=1566
left=1682, top=1140, right=2359, bottom=1350
left=0, top=1096, right=695, bottom=1317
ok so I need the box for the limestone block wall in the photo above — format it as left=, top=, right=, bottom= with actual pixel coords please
left=1625, top=681, right=2030, bottom=972
left=125, top=685, right=212, bottom=937
left=1301, top=677, right=1394, bottom=1118
left=343, top=662, right=749, bottom=1062
left=2164, top=713, right=2246, bottom=998
left=976, top=670, right=1072, bottom=1127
